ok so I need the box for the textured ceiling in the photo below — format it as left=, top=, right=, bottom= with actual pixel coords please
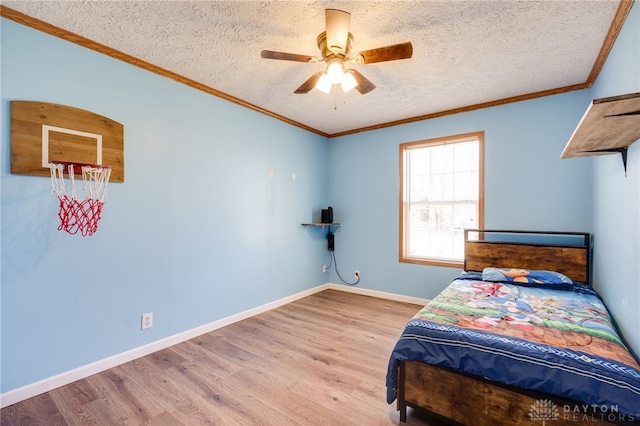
left=2, top=1, right=625, bottom=136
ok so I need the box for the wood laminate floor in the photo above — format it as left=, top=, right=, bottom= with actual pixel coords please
left=1, top=290, right=438, bottom=425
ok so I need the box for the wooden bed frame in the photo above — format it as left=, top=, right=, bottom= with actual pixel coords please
left=395, top=229, right=636, bottom=425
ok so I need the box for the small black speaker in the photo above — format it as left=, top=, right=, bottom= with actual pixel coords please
left=321, top=206, right=333, bottom=223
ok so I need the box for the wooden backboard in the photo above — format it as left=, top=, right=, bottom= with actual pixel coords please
left=10, top=101, right=124, bottom=182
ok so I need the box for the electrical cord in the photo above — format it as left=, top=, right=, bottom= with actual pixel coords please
left=330, top=250, right=360, bottom=286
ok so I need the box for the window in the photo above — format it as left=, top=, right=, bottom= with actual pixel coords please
left=399, top=131, right=484, bottom=267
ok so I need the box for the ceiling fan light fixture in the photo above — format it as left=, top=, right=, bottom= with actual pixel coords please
left=263, top=8, right=413, bottom=96
left=341, top=70, right=357, bottom=92
left=327, top=61, right=344, bottom=84
left=315, top=73, right=332, bottom=93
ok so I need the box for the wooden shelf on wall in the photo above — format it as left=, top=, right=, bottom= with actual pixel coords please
left=301, top=223, right=341, bottom=233
left=561, top=93, right=640, bottom=172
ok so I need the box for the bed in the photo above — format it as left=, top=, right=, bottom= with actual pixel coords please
left=386, top=229, right=640, bottom=425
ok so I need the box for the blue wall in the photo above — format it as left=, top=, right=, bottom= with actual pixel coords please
left=589, top=2, right=640, bottom=355
left=327, top=91, right=593, bottom=297
left=2, top=2, right=639, bottom=397
left=1, top=19, right=329, bottom=393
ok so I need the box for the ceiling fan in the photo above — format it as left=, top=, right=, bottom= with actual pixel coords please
left=261, top=9, right=413, bottom=95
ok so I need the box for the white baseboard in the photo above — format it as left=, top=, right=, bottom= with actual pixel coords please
left=0, top=283, right=425, bottom=408
left=327, top=283, right=429, bottom=306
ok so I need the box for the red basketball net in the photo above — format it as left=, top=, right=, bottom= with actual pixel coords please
left=50, top=162, right=112, bottom=237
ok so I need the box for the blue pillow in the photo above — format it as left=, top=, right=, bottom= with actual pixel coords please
left=482, top=267, right=573, bottom=289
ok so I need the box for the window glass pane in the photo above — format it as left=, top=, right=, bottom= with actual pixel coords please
left=430, top=145, right=452, bottom=175
left=409, top=174, right=429, bottom=202
left=453, top=171, right=477, bottom=200
left=431, top=170, right=449, bottom=201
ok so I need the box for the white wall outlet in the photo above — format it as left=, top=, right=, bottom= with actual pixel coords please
left=322, top=264, right=328, bottom=273
left=141, top=312, right=153, bottom=330
left=355, top=270, right=360, bottom=280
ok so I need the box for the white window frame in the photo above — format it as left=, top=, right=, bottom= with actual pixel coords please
left=399, top=131, right=484, bottom=267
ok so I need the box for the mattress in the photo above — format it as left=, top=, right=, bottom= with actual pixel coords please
left=386, top=271, right=640, bottom=418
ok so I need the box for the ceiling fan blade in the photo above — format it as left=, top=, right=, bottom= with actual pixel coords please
left=261, top=50, right=315, bottom=63
left=349, top=69, right=376, bottom=94
left=325, top=9, right=351, bottom=53
left=294, top=72, right=324, bottom=94
left=355, top=42, right=413, bottom=64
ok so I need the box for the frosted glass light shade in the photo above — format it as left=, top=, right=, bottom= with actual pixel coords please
left=341, top=71, right=357, bottom=92
left=316, top=73, right=332, bottom=93
left=327, top=62, right=344, bottom=84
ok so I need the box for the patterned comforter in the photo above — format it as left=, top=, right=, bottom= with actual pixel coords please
left=386, top=272, right=640, bottom=417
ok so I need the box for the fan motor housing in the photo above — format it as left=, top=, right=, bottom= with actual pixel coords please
left=317, top=31, right=354, bottom=60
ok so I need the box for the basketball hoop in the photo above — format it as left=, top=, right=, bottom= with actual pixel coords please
left=50, top=161, right=112, bottom=236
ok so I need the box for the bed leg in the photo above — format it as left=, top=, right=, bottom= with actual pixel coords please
left=398, top=361, right=407, bottom=422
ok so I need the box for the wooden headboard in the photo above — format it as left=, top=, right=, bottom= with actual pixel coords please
left=464, top=229, right=591, bottom=284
